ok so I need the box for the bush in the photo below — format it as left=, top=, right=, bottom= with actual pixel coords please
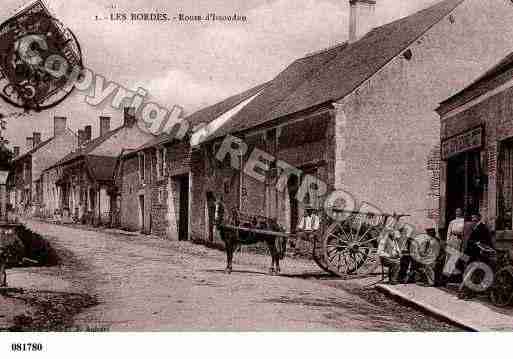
left=14, top=224, right=60, bottom=266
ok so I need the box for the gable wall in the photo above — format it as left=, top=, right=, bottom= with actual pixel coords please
left=31, top=129, right=77, bottom=185
left=334, top=0, right=513, bottom=231
left=89, top=125, right=155, bottom=157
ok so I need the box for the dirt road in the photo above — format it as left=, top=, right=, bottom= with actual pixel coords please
left=4, top=220, right=459, bottom=331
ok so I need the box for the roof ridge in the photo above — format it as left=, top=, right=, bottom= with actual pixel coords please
left=264, top=0, right=465, bottom=121
left=302, top=41, right=348, bottom=59
left=12, top=136, right=54, bottom=162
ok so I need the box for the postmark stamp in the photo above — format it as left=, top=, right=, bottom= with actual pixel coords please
left=0, top=0, right=82, bottom=111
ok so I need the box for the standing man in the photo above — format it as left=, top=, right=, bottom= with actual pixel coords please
left=444, top=208, right=465, bottom=278
left=458, top=213, right=494, bottom=298
left=465, top=213, right=494, bottom=261
left=292, top=206, right=320, bottom=256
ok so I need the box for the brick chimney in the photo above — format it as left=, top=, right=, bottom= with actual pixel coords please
left=32, top=132, right=41, bottom=147
left=349, top=0, right=376, bottom=43
left=123, top=107, right=136, bottom=128
left=84, top=125, right=92, bottom=143
left=54, top=116, right=67, bottom=137
left=13, top=146, right=19, bottom=157
left=26, top=137, right=33, bottom=150
left=99, top=116, right=111, bottom=137
left=78, top=129, right=85, bottom=147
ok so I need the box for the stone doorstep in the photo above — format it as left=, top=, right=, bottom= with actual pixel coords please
left=376, top=283, right=513, bottom=331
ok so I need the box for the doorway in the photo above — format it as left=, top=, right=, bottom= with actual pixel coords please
left=206, top=191, right=216, bottom=242
left=446, top=151, right=481, bottom=223
left=177, top=175, right=189, bottom=241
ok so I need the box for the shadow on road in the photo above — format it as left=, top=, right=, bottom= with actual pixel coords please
left=280, top=272, right=337, bottom=280
left=203, top=269, right=269, bottom=276
left=1, top=288, right=98, bottom=331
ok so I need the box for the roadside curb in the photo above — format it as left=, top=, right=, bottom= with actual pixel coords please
left=375, top=284, right=478, bottom=331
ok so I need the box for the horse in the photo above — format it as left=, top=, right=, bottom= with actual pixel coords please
left=214, top=200, right=287, bottom=275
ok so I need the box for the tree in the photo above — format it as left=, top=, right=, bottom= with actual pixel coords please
left=0, top=112, right=13, bottom=171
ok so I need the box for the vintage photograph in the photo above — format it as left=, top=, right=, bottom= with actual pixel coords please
left=0, top=0, right=513, bottom=342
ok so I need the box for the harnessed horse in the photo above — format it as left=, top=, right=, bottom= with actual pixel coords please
left=214, top=200, right=287, bottom=275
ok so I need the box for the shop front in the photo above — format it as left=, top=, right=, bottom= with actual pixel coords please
left=440, top=126, right=486, bottom=229
left=437, top=55, right=513, bottom=249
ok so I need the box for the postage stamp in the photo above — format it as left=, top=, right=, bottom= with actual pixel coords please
left=0, top=0, right=82, bottom=111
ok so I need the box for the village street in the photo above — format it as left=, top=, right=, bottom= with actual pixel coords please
left=6, top=220, right=459, bottom=331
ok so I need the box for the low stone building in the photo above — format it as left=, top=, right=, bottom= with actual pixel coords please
left=41, top=107, right=155, bottom=224
left=189, top=0, right=513, bottom=245
left=10, top=116, right=77, bottom=216
left=114, top=137, right=191, bottom=238
left=437, top=52, right=513, bottom=249
left=112, top=84, right=271, bottom=239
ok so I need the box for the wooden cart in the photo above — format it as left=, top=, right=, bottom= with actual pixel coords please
left=223, top=208, right=409, bottom=277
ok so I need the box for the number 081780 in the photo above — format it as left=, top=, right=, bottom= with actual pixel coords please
left=11, top=343, right=43, bottom=351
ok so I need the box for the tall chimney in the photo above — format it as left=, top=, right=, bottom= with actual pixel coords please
left=13, top=146, right=19, bottom=157
left=54, top=116, right=67, bottom=137
left=123, top=107, right=136, bottom=127
left=349, top=0, right=376, bottom=43
left=26, top=137, right=33, bottom=150
left=33, top=132, right=41, bottom=147
left=77, top=129, right=85, bottom=147
left=99, top=116, right=111, bottom=137
left=84, top=125, right=92, bottom=142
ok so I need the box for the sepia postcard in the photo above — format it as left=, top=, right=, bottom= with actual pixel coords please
left=0, top=0, right=513, bottom=356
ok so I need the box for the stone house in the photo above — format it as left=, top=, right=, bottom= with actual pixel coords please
left=437, top=52, right=513, bottom=249
left=189, top=0, right=513, bottom=245
left=40, top=107, right=155, bottom=224
left=113, top=137, right=191, bottom=238
left=112, top=83, right=269, bottom=238
left=10, top=116, right=77, bottom=216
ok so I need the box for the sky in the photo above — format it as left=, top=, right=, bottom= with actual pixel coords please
left=0, top=0, right=441, bottom=150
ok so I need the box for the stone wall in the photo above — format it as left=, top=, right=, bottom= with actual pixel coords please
left=119, top=142, right=192, bottom=238
left=120, top=154, right=144, bottom=232
left=441, top=85, right=513, bottom=233
left=333, top=0, right=513, bottom=231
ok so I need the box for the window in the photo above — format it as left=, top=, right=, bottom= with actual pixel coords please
left=158, top=187, right=166, bottom=204
left=156, top=147, right=166, bottom=179
left=138, top=153, right=145, bottom=183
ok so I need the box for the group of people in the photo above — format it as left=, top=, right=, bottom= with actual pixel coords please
left=377, top=225, right=418, bottom=284
left=444, top=208, right=496, bottom=298
left=378, top=207, right=496, bottom=297
left=289, top=205, right=497, bottom=298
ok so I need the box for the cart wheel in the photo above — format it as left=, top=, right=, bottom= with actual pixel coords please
left=322, top=221, right=380, bottom=276
left=312, top=235, right=336, bottom=275
left=490, top=266, right=513, bottom=307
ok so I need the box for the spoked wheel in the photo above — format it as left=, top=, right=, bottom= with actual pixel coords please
left=490, top=266, right=513, bottom=307
left=322, top=220, right=380, bottom=276
left=312, top=235, right=336, bottom=275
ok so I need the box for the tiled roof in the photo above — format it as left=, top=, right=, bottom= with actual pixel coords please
left=12, top=137, right=54, bottom=162
left=185, top=82, right=271, bottom=129
left=50, top=126, right=124, bottom=169
left=134, top=133, right=170, bottom=152
left=205, top=0, right=464, bottom=140
left=437, top=51, right=513, bottom=115
left=134, top=81, right=270, bottom=152
left=85, top=155, right=117, bottom=182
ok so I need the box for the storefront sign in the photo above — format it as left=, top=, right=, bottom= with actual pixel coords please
left=441, top=127, right=483, bottom=160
